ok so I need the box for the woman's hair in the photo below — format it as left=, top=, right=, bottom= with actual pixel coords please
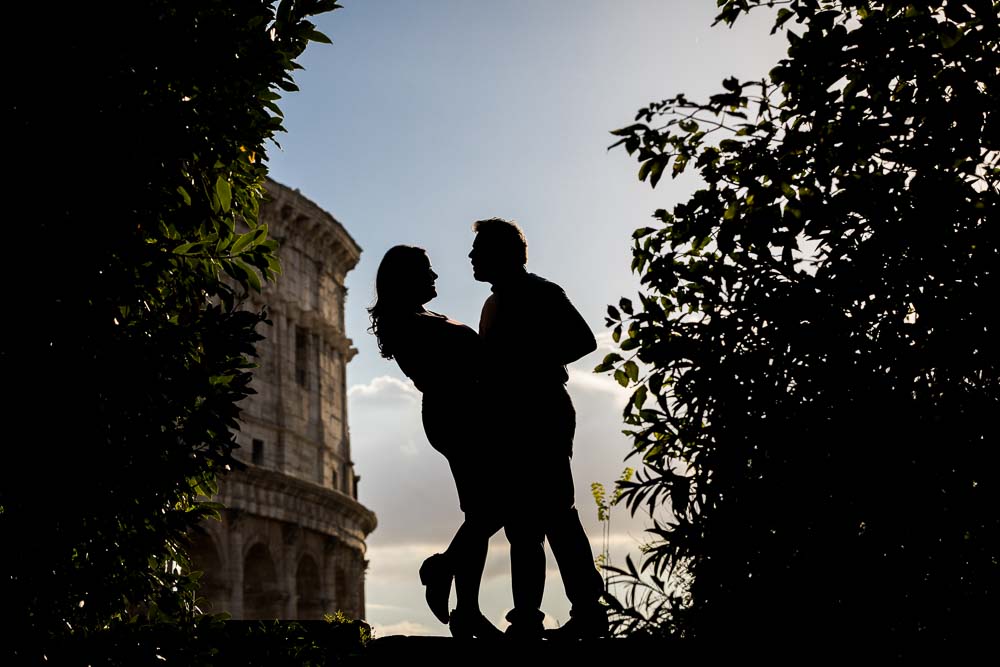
left=367, top=244, right=428, bottom=359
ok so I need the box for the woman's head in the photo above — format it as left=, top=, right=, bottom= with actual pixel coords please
left=367, top=245, right=438, bottom=359
left=374, top=245, right=437, bottom=308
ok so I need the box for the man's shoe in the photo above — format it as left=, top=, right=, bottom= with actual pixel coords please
left=449, top=608, right=504, bottom=640
left=418, top=553, right=452, bottom=624
left=545, top=606, right=610, bottom=640
left=504, top=621, right=546, bottom=640
left=503, top=608, right=546, bottom=640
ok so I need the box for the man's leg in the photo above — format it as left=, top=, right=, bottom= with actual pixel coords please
left=547, top=510, right=605, bottom=611
left=541, top=391, right=608, bottom=637
left=542, top=454, right=605, bottom=611
left=504, top=517, right=546, bottom=634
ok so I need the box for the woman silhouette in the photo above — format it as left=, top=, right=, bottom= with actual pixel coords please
left=367, top=245, right=503, bottom=639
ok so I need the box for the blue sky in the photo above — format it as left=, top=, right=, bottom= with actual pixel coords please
left=265, top=0, right=788, bottom=637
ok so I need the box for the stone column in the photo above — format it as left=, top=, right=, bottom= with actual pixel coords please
left=323, top=536, right=340, bottom=615
left=282, top=523, right=299, bottom=619
left=228, top=511, right=245, bottom=618
left=274, top=311, right=287, bottom=471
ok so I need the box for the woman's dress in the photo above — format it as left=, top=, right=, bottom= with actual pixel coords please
left=390, top=310, right=495, bottom=515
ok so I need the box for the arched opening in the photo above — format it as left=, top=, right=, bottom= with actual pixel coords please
left=296, top=555, right=323, bottom=619
left=186, top=529, right=227, bottom=614
left=243, top=543, right=282, bottom=619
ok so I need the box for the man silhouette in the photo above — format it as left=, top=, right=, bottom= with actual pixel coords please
left=470, top=217, right=608, bottom=639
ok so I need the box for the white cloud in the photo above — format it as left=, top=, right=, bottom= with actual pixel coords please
left=365, top=602, right=411, bottom=612
left=372, top=620, right=434, bottom=637
left=366, top=542, right=453, bottom=578
left=399, top=438, right=420, bottom=457
left=348, top=374, right=420, bottom=402
left=594, top=330, right=619, bottom=355
left=567, top=366, right=630, bottom=407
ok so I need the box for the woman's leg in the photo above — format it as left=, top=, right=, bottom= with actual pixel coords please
left=446, top=514, right=501, bottom=612
left=444, top=513, right=505, bottom=639
left=438, top=424, right=505, bottom=636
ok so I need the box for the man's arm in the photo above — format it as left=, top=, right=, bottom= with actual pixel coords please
left=479, top=294, right=498, bottom=336
left=545, top=283, right=597, bottom=366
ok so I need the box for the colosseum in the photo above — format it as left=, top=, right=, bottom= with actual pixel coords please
left=187, top=179, right=377, bottom=620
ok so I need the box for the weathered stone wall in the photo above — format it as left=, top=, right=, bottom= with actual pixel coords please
left=189, top=180, right=376, bottom=620
left=193, top=469, right=372, bottom=619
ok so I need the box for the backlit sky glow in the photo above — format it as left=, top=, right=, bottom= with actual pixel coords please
left=265, top=0, right=788, bottom=636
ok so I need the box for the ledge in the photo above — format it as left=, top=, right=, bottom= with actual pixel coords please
left=217, top=465, right=377, bottom=552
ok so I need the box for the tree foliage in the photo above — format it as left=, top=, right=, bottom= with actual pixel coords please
left=600, top=0, right=997, bottom=651
left=36, top=617, right=371, bottom=667
left=2, top=0, right=339, bottom=660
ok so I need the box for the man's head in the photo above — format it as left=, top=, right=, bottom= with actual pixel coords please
left=469, top=217, right=528, bottom=284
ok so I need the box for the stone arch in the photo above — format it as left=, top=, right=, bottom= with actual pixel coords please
left=186, top=529, right=227, bottom=614
left=243, top=542, right=282, bottom=619
left=296, top=554, right=323, bottom=619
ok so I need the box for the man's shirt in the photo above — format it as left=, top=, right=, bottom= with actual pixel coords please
left=479, top=270, right=596, bottom=391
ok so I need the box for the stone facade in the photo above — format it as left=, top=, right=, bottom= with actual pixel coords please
left=188, top=179, right=377, bottom=620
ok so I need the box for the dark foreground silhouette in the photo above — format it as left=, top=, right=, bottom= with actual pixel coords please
left=369, top=245, right=503, bottom=639
left=368, top=218, right=607, bottom=640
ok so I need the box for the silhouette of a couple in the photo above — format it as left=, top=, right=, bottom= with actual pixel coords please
left=367, top=218, right=607, bottom=640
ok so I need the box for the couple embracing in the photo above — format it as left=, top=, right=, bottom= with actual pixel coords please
left=367, top=218, right=608, bottom=640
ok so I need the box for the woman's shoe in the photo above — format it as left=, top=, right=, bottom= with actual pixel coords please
left=448, top=608, right=504, bottom=640
left=418, top=553, right=453, bottom=624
